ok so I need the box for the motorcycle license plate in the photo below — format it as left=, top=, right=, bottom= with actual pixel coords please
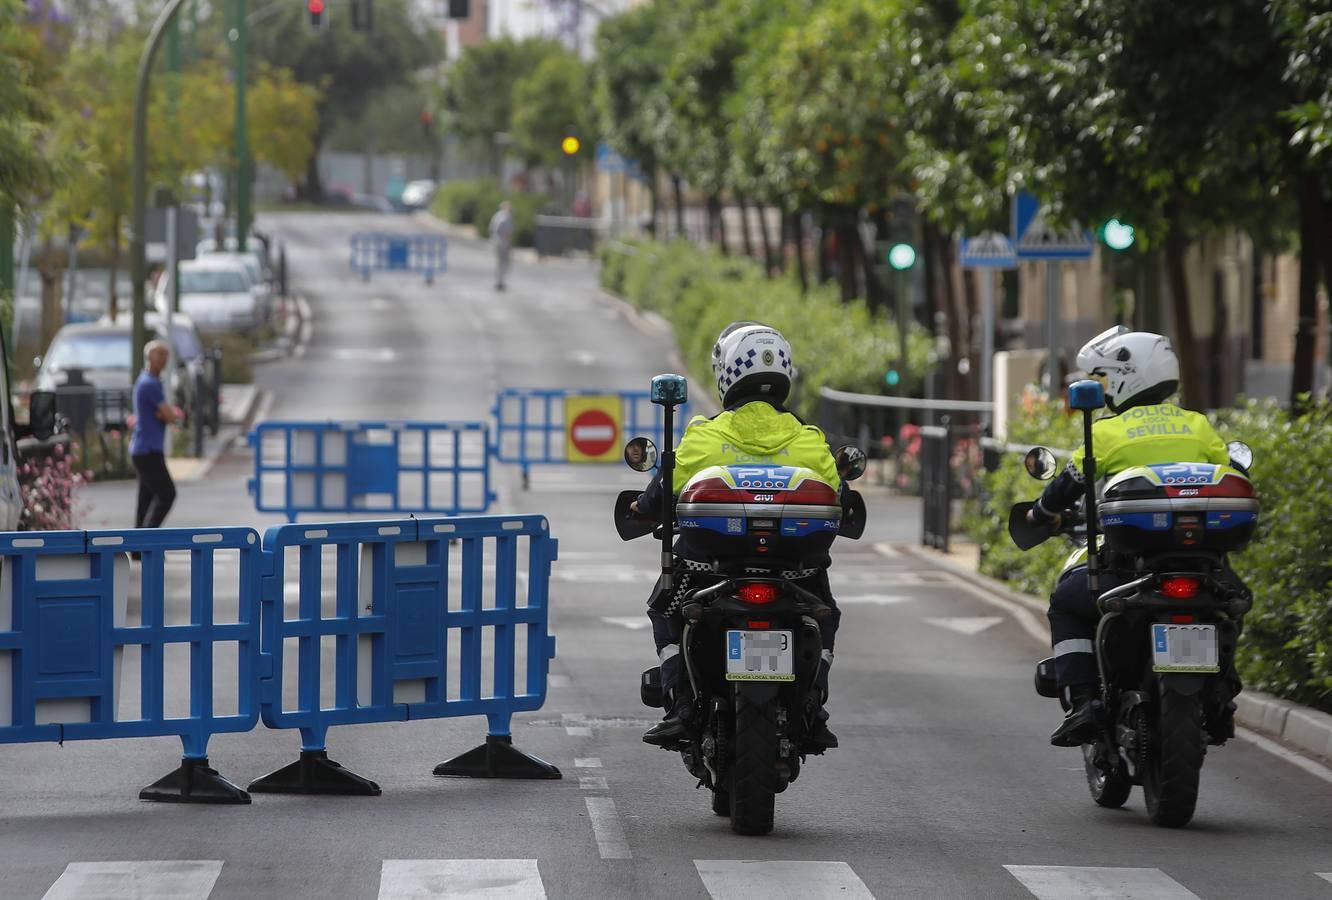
left=1151, top=623, right=1220, bottom=673
left=725, top=630, right=795, bottom=682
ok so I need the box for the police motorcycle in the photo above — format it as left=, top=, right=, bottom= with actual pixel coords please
left=613, top=374, right=867, bottom=836
left=1008, top=380, right=1256, bottom=828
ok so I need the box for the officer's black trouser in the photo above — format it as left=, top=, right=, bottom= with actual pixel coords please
left=646, top=567, right=841, bottom=702
left=1047, top=565, right=1124, bottom=691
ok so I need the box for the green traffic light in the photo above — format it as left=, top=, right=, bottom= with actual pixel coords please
left=887, top=243, right=916, bottom=271
left=885, top=369, right=901, bottom=387
left=1102, top=218, right=1135, bottom=251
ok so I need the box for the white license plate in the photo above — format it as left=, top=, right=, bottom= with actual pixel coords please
left=1151, top=623, right=1220, bottom=673
left=725, top=630, right=795, bottom=682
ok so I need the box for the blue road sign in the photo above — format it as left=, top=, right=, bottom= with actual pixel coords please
left=960, top=232, right=1018, bottom=269
left=595, top=143, right=641, bottom=178
left=1011, top=191, right=1094, bottom=261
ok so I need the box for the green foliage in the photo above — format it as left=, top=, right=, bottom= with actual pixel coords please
left=442, top=37, right=564, bottom=168
left=0, top=0, right=57, bottom=209
left=600, top=239, right=932, bottom=420
left=431, top=180, right=547, bottom=248
left=592, top=4, right=666, bottom=181
left=511, top=49, right=595, bottom=169
left=967, top=399, right=1332, bottom=713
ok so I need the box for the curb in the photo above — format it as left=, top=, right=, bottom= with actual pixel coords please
left=177, top=387, right=267, bottom=484
left=906, top=540, right=1332, bottom=765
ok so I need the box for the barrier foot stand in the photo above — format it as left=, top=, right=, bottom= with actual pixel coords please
left=248, top=750, right=382, bottom=796
left=432, top=735, right=562, bottom=780
left=140, top=757, right=251, bottom=804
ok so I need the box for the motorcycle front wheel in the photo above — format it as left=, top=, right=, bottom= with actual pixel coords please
left=729, top=684, right=778, bottom=836
left=1082, top=740, right=1132, bottom=808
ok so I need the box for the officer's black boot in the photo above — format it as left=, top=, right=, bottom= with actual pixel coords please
left=642, top=694, right=693, bottom=748
left=1050, top=684, right=1101, bottom=747
left=805, top=656, right=838, bottom=752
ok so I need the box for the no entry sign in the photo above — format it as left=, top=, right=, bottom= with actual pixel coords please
left=566, top=396, right=622, bottom=463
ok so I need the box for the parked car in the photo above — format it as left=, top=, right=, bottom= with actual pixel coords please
left=155, top=257, right=259, bottom=336
left=34, top=322, right=193, bottom=430
left=400, top=180, right=436, bottom=211
left=108, top=311, right=220, bottom=435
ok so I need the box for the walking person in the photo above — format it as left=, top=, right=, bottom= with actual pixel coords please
left=131, top=340, right=181, bottom=530
left=489, top=200, right=514, bottom=291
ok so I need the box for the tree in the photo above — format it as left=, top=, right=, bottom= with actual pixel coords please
left=511, top=49, right=595, bottom=170
left=0, top=0, right=58, bottom=211
left=248, top=0, right=439, bottom=198
left=443, top=37, right=562, bottom=178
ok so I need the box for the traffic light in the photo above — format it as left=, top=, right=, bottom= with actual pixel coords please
left=446, top=0, right=470, bottom=18
left=886, top=194, right=917, bottom=270
left=887, top=243, right=916, bottom=271
left=350, top=0, right=373, bottom=31
left=1100, top=218, right=1135, bottom=251
left=885, top=368, right=902, bottom=388
left=561, top=134, right=581, bottom=156
left=306, top=0, right=326, bottom=30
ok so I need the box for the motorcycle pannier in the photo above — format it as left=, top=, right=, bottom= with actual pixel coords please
left=676, top=465, right=841, bottom=564
left=1098, top=463, right=1258, bottom=554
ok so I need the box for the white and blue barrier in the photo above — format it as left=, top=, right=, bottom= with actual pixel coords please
left=349, top=232, right=447, bottom=284
left=493, top=388, right=691, bottom=488
left=0, top=515, right=560, bottom=804
left=249, top=421, right=495, bottom=521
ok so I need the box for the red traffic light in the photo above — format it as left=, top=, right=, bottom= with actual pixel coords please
left=308, top=0, right=326, bottom=13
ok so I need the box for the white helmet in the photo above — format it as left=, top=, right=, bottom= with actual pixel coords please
left=711, top=321, right=794, bottom=408
left=1076, top=326, right=1180, bottom=412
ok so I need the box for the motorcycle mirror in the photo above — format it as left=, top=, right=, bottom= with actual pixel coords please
left=623, top=436, right=658, bottom=472
left=835, top=445, right=867, bottom=482
left=1024, top=446, right=1058, bottom=481
left=1226, top=440, right=1253, bottom=472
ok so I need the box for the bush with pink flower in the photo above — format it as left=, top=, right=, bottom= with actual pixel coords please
left=18, top=441, right=91, bottom=531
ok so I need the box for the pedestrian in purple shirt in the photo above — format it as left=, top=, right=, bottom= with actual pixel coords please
left=131, top=340, right=182, bottom=529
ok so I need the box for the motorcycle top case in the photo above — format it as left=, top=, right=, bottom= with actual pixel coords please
left=1098, top=462, right=1258, bottom=554
left=675, top=465, right=841, bottom=563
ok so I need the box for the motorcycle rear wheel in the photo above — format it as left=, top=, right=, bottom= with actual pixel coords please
left=1082, top=741, right=1132, bottom=808
left=730, top=686, right=778, bottom=836
left=1142, top=690, right=1204, bottom=828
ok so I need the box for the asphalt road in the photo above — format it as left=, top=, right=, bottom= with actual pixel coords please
left=4, top=212, right=1330, bottom=900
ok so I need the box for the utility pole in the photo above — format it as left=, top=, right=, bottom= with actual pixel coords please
left=232, top=0, right=250, bottom=252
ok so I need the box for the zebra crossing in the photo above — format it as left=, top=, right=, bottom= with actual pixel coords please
left=34, top=859, right=1332, bottom=898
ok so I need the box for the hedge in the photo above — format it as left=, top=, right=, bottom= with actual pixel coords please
left=966, top=398, right=1332, bottom=714
left=598, top=239, right=933, bottom=422
left=431, top=180, right=548, bottom=248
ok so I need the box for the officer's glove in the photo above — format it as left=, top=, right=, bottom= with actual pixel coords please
left=1026, top=502, right=1061, bottom=532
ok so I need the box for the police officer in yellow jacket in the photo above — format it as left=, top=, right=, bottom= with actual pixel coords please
left=636, top=322, right=846, bottom=750
left=1029, top=327, right=1232, bottom=746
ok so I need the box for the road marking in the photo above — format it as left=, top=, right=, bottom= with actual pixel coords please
left=552, top=566, right=642, bottom=584
left=585, top=797, right=632, bottom=859
left=570, top=350, right=596, bottom=366
left=579, top=776, right=609, bottom=790
left=295, top=295, right=313, bottom=356
left=1318, top=873, right=1332, bottom=885
left=574, top=757, right=602, bottom=768
left=873, top=541, right=902, bottom=558
left=42, top=861, right=224, bottom=900
left=601, top=616, right=651, bottom=630
left=548, top=674, right=571, bottom=687
left=694, top=860, right=873, bottom=900
left=1004, top=866, right=1200, bottom=900
left=565, top=726, right=592, bottom=737
left=941, top=573, right=1051, bottom=644
left=839, top=594, right=913, bottom=606
left=378, top=859, right=546, bottom=899
left=925, top=616, right=1004, bottom=636
left=332, top=347, right=398, bottom=363
left=370, top=297, right=391, bottom=312
left=1235, top=727, right=1332, bottom=785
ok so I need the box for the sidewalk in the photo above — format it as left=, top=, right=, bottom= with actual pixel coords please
left=915, top=532, right=1332, bottom=766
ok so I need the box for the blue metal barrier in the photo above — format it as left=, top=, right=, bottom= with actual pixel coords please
left=493, top=388, right=690, bottom=488
left=0, top=527, right=262, bottom=803
left=249, top=515, right=560, bottom=792
left=349, top=232, right=448, bottom=284
left=248, top=421, right=496, bottom=521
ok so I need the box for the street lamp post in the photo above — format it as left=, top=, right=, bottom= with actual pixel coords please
left=232, top=0, right=250, bottom=253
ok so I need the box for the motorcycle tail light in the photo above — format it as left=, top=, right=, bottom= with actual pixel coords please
left=1160, top=576, right=1201, bottom=599
left=738, top=582, right=780, bottom=605
left=747, top=620, right=771, bottom=630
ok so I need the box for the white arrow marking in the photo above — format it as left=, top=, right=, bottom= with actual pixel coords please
left=925, top=616, right=1004, bottom=635
left=839, top=594, right=914, bottom=606
left=601, top=616, right=651, bottom=631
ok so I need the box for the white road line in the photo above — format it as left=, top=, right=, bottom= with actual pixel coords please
left=42, top=861, right=224, bottom=900
left=547, top=675, right=571, bottom=687
left=1318, top=873, right=1332, bottom=885
left=873, top=541, right=902, bottom=558
left=574, top=757, right=602, bottom=768
left=378, top=860, right=546, bottom=899
left=565, top=726, right=592, bottom=737
left=694, top=860, right=874, bottom=900
left=585, top=797, right=632, bottom=860
left=925, top=616, right=1004, bottom=635
left=1004, top=866, right=1201, bottom=900
left=579, top=776, right=609, bottom=790
left=1235, top=727, right=1332, bottom=785
left=839, top=594, right=914, bottom=606
left=601, top=616, right=651, bottom=630
left=942, top=573, right=1051, bottom=644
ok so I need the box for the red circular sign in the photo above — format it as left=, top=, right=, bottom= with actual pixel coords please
left=570, top=408, right=619, bottom=457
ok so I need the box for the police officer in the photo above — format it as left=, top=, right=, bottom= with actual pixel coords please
left=634, top=322, right=846, bottom=750
left=1028, top=327, right=1233, bottom=747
